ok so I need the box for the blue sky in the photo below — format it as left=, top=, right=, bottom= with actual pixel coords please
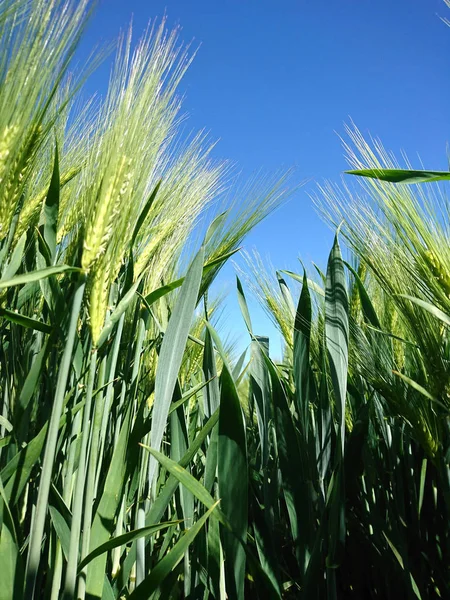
left=79, top=0, right=450, bottom=356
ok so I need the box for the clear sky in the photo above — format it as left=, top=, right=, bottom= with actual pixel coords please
left=78, top=0, right=450, bottom=356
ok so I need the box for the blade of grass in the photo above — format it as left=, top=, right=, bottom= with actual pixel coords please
left=147, top=246, right=205, bottom=489
left=0, top=265, right=81, bottom=289
left=24, top=275, right=86, bottom=599
left=345, top=168, right=450, bottom=184
left=218, top=365, right=248, bottom=600
left=128, top=502, right=219, bottom=600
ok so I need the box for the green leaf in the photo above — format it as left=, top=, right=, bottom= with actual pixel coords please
left=392, top=371, right=447, bottom=410
left=418, top=459, right=427, bottom=517
left=168, top=379, right=213, bottom=417
left=2, top=425, right=47, bottom=505
left=205, top=210, right=229, bottom=245
left=144, top=278, right=185, bottom=308
left=136, top=380, right=212, bottom=442
left=128, top=502, right=219, bottom=600
left=236, top=276, right=253, bottom=334
left=324, top=234, right=348, bottom=568
left=0, top=416, right=12, bottom=433
left=130, top=179, right=161, bottom=248
left=202, top=322, right=220, bottom=419
left=97, top=276, right=144, bottom=348
left=115, top=410, right=220, bottom=593
left=203, top=421, right=219, bottom=496
left=277, top=271, right=296, bottom=317
left=325, top=467, right=345, bottom=569
left=364, top=323, right=418, bottom=347
left=345, top=168, right=450, bottom=184
left=168, top=397, right=194, bottom=597
left=344, top=261, right=381, bottom=329
left=1, top=232, right=26, bottom=282
left=252, top=505, right=282, bottom=597
left=0, top=265, right=81, bottom=289
left=24, top=278, right=86, bottom=599
left=49, top=505, right=70, bottom=561
left=205, top=508, right=226, bottom=600
left=382, top=533, right=423, bottom=599
left=293, top=272, right=312, bottom=432
left=325, top=234, right=349, bottom=454
left=17, top=339, right=50, bottom=414
left=204, top=321, right=233, bottom=373
left=399, top=294, right=450, bottom=327
left=218, top=365, right=248, bottom=600
left=39, top=143, right=60, bottom=263
left=232, top=348, right=249, bottom=385
left=0, top=308, right=52, bottom=334
left=85, top=403, right=133, bottom=599
left=0, top=479, right=23, bottom=600
left=144, top=248, right=240, bottom=308
left=35, top=226, right=54, bottom=269
left=78, top=521, right=177, bottom=571
left=198, top=248, right=242, bottom=300
left=317, top=343, right=333, bottom=496
left=145, top=408, right=219, bottom=526
left=202, top=248, right=241, bottom=271
left=148, top=246, right=205, bottom=488
left=141, top=446, right=226, bottom=524
left=280, top=269, right=325, bottom=297
left=259, top=344, right=313, bottom=575
left=35, top=225, right=62, bottom=314
left=1, top=397, right=85, bottom=492
left=249, top=336, right=271, bottom=468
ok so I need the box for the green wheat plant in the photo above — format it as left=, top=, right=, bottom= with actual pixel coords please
left=0, top=2, right=291, bottom=599
left=1, top=1, right=449, bottom=599
left=235, top=124, right=450, bottom=598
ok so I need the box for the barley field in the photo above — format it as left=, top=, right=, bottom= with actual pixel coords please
left=0, top=1, right=449, bottom=599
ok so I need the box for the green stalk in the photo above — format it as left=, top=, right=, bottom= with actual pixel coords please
left=0, top=208, right=20, bottom=269
left=77, top=354, right=106, bottom=600
left=0, top=384, right=9, bottom=463
left=130, top=315, right=148, bottom=587
left=24, top=276, right=86, bottom=600
left=136, top=503, right=147, bottom=586
left=63, top=396, right=84, bottom=507
left=50, top=541, right=64, bottom=600
left=50, top=403, right=83, bottom=600
left=94, top=312, right=125, bottom=491
left=63, top=346, right=98, bottom=600
left=111, top=496, right=126, bottom=577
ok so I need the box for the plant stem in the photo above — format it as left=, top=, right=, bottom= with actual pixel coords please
left=64, top=346, right=97, bottom=600
left=77, top=354, right=106, bottom=600
left=24, top=275, right=86, bottom=600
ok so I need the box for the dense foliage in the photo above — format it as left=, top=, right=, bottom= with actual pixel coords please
left=0, top=1, right=449, bottom=599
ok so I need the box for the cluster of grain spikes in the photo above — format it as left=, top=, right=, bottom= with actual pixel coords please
left=0, top=0, right=90, bottom=247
